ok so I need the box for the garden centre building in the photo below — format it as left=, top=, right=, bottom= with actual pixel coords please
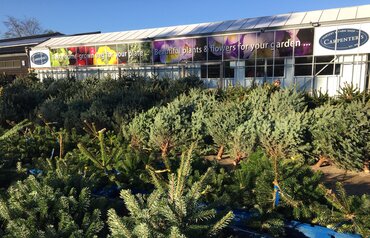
left=30, top=4, right=370, bottom=95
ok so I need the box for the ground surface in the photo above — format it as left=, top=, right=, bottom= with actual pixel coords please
left=206, top=155, right=370, bottom=196
left=313, top=165, right=370, bottom=196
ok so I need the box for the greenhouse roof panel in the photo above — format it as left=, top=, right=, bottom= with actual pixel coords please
left=34, top=4, right=370, bottom=49
left=155, top=26, right=180, bottom=38
left=239, top=17, right=264, bottom=29
left=285, top=12, right=306, bottom=26
left=357, top=5, right=370, bottom=19
left=198, top=21, right=223, bottom=34
left=187, top=22, right=212, bottom=34
left=213, top=20, right=236, bottom=33
left=269, top=14, right=291, bottom=27
left=337, top=7, right=358, bottom=20
left=100, top=31, right=129, bottom=42
left=226, top=18, right=250, bottom=31
left=254, top=16, right=276, bottom=29
left=319, top=9, right=340, bottom=22
left=176, top=24, right=202, bottom=35
left=301, top=10, right=323, bottom=24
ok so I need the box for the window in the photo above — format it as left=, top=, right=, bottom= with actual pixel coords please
left=256, top=59, right=265, bottom=77
left=201, top=64, right=221, bottom=78
left=208, top=64, right=220, bottom=78
left=201, top=65, right=207, bottom=78
left=224, top=62, right=234, bottom=78
left=0, top=60, right=21, bottom=69
left=314, top=56, right=340, bottom=76
left=273, top=58, right=285, bottom=77
left=294, top=57, right=312, bottom=76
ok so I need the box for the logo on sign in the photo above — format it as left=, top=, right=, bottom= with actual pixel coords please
left=31, top=52, right=49, bottom=65
left=319, top=29, right=369, bottom=50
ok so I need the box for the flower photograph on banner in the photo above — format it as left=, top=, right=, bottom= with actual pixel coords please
left=94, top=45, right=118, bottom=66
left=240, top=33, right=256, bottom=60
left=294, top=28, right=314, bottom=56
left=256, top=31, right=275, bottom=58
left=141, top=42, right=152, bottom=64
left=208, top=36, right=223, bottom=61
left=50, top=48, right=70, bottom=67
left=153, top=39, right=195, bottom=63
left=115, top=44, right=129, bottom=65
left=274, top=30, right=295, bottom=57
left=223, top=35, right=239, bottom=60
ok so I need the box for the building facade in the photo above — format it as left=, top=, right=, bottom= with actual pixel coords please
left=30, top=5, right=370, bottom=95
left=0, top=33, right=63, bottom=77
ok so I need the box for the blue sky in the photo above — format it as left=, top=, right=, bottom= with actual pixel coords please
left=1, top=0, right=370, bottom=35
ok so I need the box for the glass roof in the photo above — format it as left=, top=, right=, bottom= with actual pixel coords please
left=35, top=4, right=370, bottom=49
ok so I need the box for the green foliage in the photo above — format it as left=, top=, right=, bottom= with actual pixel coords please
left=336, top=82, right=363, bottom=103
left=311, top=101, right=370, bottom=171
left=107, top=148, right=234, bottom=237
left=255, top=87, right=310, bottom=160
left=205, top=97, right=250, bottom=159
left=304, top=90, right=330, bottom=109
left=123, top=107, right=159, bottom=150
left=224, top=150, right=326, bottom=236
left=0, top=77, right=46, bottom=124
left=1, top=75, right=204, bottom=131
left=0, top=157, right=104, bottom=238
left=312, top=182, right=370, bottom=237
left=148, top=94, right=195, bottom=157
left=0, top=119, right=31, bottom=141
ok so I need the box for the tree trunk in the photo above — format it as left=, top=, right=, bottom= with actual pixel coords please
left=59, top=133, right=63, bottom=159
left=161, top=141, right=169, bottom=159
left=314, top=155, right=328, bottom=168
left=364, top=160, right=369, bottom=173
left=232, top=152, right=243, bottom=166
left=216, top=145, right=224, bottom=160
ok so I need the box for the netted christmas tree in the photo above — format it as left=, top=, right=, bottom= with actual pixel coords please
left=107, top=147, right=234, bottom=238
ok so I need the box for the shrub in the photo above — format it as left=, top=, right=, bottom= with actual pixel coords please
left=107, top=148, right=234, bottom=238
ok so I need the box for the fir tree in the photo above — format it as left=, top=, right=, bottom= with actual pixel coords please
left=107, top=147, right=234, bottom=237
left=312, top=182, right=370, bottom=237
left=148, top=93, right=196, bottom=159
left=311, top=101, right=370, bottom=171
left=205, top=99, right=250, bottom=160
left=124, top=107, right=159, bottom=150
left=0, top=119, right=31, bottom=141
left=0, top=166, right=103, bottom=238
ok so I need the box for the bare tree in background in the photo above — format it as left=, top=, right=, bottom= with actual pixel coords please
left=3, top=16, right=51, bottom=38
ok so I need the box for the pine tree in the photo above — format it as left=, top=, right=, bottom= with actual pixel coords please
left=312, top=182, right=370, bottom=237
left=233, top=150, right=325, bottom=237
left=0, top=119, right=31, bottom=141
left=0, top=171, right=103, bottom=237
left=311, top=101, right=370, bottom=171
left=228, top=120, right=258, bottom=164
left=124, top=107, right=159, bottom=150
left=107, top=147, right=234, bottom=237
left=205, top=99, right=250, bottom=160
left=148, top=93, right=196, bottom=159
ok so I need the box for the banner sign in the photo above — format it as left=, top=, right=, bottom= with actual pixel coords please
left=33, top=28, right=314, bottom=68
left=30, top=49, right=51, bottom=68
left=314, top=23, right=370, bottom=56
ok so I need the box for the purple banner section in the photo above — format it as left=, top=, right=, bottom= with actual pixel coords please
left=153, top=39, right=195, bottom=63
left=294, top=28, right=314, bottom=56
